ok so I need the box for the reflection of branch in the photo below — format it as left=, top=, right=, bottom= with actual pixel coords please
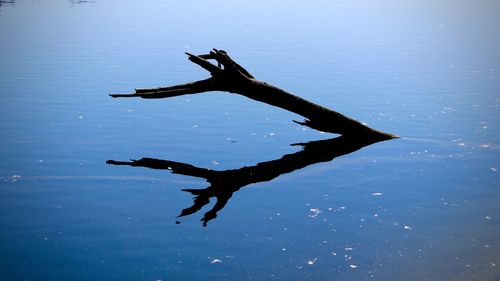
left=110, top=49, right=396, bottom=139
left=107, top=136, right=386, bottom=226
left=0, top=0, right=16, bottom=7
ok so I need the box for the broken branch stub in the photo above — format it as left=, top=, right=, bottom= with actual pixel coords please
left=110, top=49, right=396, bottom=140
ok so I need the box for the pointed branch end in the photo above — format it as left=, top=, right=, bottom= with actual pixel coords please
left=185, top=52, right=197, bottom=62
left=293, top=119, right=309, bottom=126
left=387, top=133, right=400, bottom=139
left=109, top=93, right=140, bottom=98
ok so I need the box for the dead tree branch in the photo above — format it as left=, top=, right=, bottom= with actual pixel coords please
left=110, top=49, right=396, bottom=139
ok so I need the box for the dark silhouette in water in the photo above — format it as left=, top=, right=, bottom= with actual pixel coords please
left=107, top=136, right=386, bottom=226
left=108, top=49, right=397, bottom=225
left=70, top=0, right=95, bottom=4
left=110, top=49, right=396, bottom=140
left=0, top=0, right=15, bottom=7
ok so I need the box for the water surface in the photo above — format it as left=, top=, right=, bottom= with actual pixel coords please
left=0, top=0, right=499, bottom=280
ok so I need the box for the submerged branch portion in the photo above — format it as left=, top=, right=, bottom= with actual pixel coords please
left=110, top=49, right=396, bottom=139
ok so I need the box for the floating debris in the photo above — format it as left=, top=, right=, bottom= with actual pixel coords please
left=211, top=258, right=222, bottom=264
left=404, top=225, right=413, bottom=230
left=308, top=208, right=321, bottom=218
left=350, top=264, right=358, bottom=269
left=371, top=192, right=383, bottom=196
left=10, top=175, right=21, bottom=182
left=307, top=258, right=318, bottom=265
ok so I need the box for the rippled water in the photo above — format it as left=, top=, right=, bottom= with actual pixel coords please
left=1, top=0, right=499, bottom=280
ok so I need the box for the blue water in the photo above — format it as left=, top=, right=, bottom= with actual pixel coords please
left=1, top=0, right=499, bottom=280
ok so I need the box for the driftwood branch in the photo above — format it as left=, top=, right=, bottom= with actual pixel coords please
left=110, top=49, right=396, bottom=139
left=107, top=136, right=382, bottom=226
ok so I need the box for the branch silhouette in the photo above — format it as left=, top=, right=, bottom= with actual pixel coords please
left=110, top=49, right=396, bottom=140
left=107, top=136, right=385, bottom=226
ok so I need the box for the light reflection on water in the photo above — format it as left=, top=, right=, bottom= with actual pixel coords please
left=0, top=0, right=499, bottom=280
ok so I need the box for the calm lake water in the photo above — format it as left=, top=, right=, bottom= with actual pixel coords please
left=1, top=0, right=499, bottom=280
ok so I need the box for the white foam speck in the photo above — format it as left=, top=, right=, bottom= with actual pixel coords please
left=308, top=208, right=321, bottom=218
left=307, top=258, right=318, bottom=265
